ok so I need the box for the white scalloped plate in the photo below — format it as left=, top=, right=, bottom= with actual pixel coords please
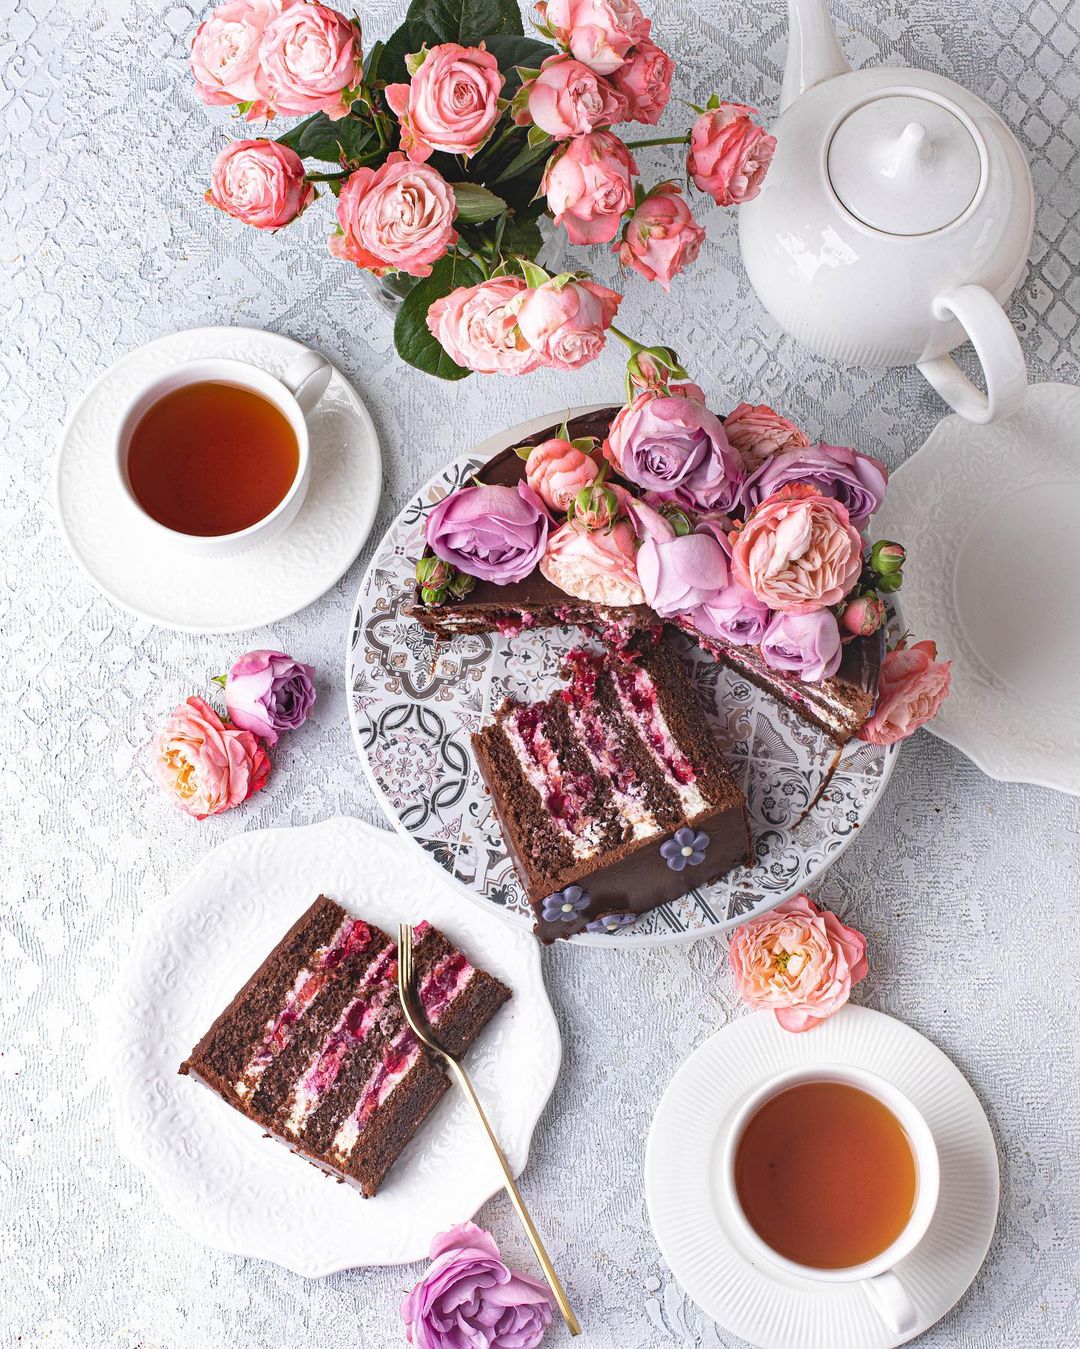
left=102, top=817, right=561, bottom=1274
left=54, top=326, right=382, bottom=634
left=645, top=1006, right=999, bottom=1349
left=873, top=382, right=1080, bottom=794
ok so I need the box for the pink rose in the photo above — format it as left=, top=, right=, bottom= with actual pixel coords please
left=615, top=181, right=704, bottom=290
left=258, top=2, right=362, bottom=120
left=514, top=275, right=621, bottom=370
left=525, top=437, right=600, bottom=511
left=190, top=0, right=285, bottom=118
left=386, top=43, right=503, bottom=162
left=514, top=54, right=628, bottom=139
left=540, top=517, right=644, bottom=605
left=859, top=639, right=952, bottom=745
left=687, top=101, right=776, bottom=207
left=426, top=277, right=541, bottom=375
left=205, top=139, right=315, bottom=230
left=723, top=401, right=810, bottom=472
left=153, top=696, right=270, bottom=820
left=610, top=35, right=673, bottom=124
left=634, top=510, right=730, bottom=616
left=840, top=593, right=886, bottom=638
left=728, top=894, right=868, bottom=1032
left=330, top=153, right=456, bottom=277
left=730, top=484, right=864, bottom=614
left=537, top=0, right=647, bottom=75
left=542, top=130, right=637, bottom=245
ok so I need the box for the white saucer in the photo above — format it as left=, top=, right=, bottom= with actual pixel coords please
left=54, top=326, right=382, bottom=634
left=102, top=817, right=562, bottom=1274
left=872, top=382, right=1079, bottom=794
left=644, top=1005, right=999, bottom=1349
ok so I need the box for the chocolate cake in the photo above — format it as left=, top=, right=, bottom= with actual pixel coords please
left=473, top=638, right=753, bottom=941
left=179, top=897, right=509, bottom=1196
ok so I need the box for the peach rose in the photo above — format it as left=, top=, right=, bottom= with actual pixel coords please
left=330, top=153, right=457, bottom=277
left=258, top=2, right=362, bottom=120
left=540, top=518, right=644, bottom=605
left=610, top=34, right=673, bottom=124
left=727, top=893, right=868, bottom=1033
left=426, top=277, right=541, bottom=375
left=687, top=101, right=775, bottom=207
left=525, top=437, right=600, bottom=511
left=615, top=181, right=704, bottom=290
left=205, top=139, right=315, bottom=229
left=859, top=639, right=952, bottom=745
left=536, top=0, right=647, bottom=75
left=514, top=275, right=621, bottom=370
left=153, top=696, right=270, bottom=820
left=514, top=53, right=628, bottom=139
left=723, top=401, right=810, bottom=471
left=386, top=44, right=503, bottom=162
left=190, top=0, right=285, bottom=118
left=542, top=130, right=637, bottom=246
left=730, top=484, right=864, bottom=614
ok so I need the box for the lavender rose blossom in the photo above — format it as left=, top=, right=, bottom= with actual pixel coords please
left=607, top=394, right=745, bottom=513
left=741, top=442, right=888, bottom=528
left=401, top=1222, right=553, bottom=1349
left=426, top=481, right=550, bottom=585
left=223, top=649, right=316, bottom=745
left=759, top=610, right=843, bottom=683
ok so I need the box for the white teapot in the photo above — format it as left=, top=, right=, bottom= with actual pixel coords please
left=738, top=0, right=1034, bottom=423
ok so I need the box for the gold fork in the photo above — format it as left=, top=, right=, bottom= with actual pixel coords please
left=397, top=924, right=581, bottom=1337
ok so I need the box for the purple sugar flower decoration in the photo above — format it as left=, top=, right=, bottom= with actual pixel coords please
left=661, top=828, right=709, bottom=870
left=586, top=911, right=637, bottom=934
left=540, top=885, right=591, bottom=924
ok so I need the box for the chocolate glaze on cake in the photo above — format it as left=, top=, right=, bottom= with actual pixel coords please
left=179, top=897, right=509, bottom=1196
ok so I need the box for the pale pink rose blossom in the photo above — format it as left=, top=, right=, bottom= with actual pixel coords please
left=730, top=484, right=864, bottom=614
left=205, top=139, right=315, bottom=229
left=514, top=54, right=628, bottom=139
left=330, top=153, right=457, bottom=277
left=727, top=893, right=868, bottom=1032
left=385, top=43, right=503, bottom=161
left=688, top=101, right=776, bottom=207
left=723, top=401, right=810, bottom=471
left=514, top=275, right=621, bottom=370
left=540, top=518, right=644, bottom=605
left=259, top=2, right=362, bottom=120
left=153, top=696, right=271, bottom=820
left=190, top=0, right=286, bottom=119
left=615, top=181, right=704, bottom=290
left=537, top=0, right=648, bottom=75
left=426, top=277, right=541, bottom=375
left=610, top=35, right=673, bottom=124
left=542, top=130, right=637, bottom=245
left=525, top=437, right=600, bottom=511
left=859, top=639, right=952, bottom=745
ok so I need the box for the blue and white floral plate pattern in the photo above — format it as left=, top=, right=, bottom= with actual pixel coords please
left=346, top=409, right=899, bottom=947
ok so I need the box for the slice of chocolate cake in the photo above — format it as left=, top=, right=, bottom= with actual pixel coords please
left=179, top=897, right=509, bottom=1196
left=473, top=638, right=753, bottom=941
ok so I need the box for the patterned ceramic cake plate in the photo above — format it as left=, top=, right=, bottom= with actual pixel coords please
left=103, top=817, right=561, bottom=1274
left=55, top=326, right=382, bottom=634
left=347, top=408, right=899, bottom=947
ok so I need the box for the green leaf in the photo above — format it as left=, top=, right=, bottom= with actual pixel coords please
left=493, top=135, right=555, bottom=184
left=409, top=0, right=524, bottom=45
left=454, top=182, right=509, bottom=223
left=498, top=214, right=544, bottom=258
left=518, top=257, right=549, bottom=288
left=394, top=252, right=486, bottom=380
left=364, top=39, right=384, bottom=85
left=379, top=20, right=416, bottom=85
left=276, top=112, right=374, bottom=165
left=481, top=35, right=556, bottom=93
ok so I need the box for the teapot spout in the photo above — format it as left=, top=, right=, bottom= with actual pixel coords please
left=781, top=0, right=851, bottom=112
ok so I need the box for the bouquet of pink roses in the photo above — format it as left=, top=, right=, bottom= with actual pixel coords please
left=191, top=0, right=775, bottom=379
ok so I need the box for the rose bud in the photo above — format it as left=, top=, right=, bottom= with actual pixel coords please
left=420, top=584, right=448, bottom=605
left=840, top=592, right=886, bottom=637
left=627, top=344, right=689, bottom=392
left=870, top=540, right=906, bottom=575
left=568, top=481, right=621, bottom=532
left=876, top=571, right=903, bottom=594
left=416, top=555, right=453, bottom=590
left=657, top=502, right=693, bottom=536
left=447, top=569, right=477, bottom=600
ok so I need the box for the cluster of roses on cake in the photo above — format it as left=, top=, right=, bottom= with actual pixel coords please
left=421, top=366, right=951, bottom=744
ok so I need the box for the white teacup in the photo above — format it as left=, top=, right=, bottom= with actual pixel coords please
left=115, top=350, right=332, bottom=558
left=722, top=1065, right=940, bottom=1336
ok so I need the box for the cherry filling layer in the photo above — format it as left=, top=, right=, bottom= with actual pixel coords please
left=502, top=703, right=599, bottom=849
left=609, top=662, right=697, bottom=789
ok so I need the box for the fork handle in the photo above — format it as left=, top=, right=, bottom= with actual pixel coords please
left=446, top=1058, right=582, bottom=1337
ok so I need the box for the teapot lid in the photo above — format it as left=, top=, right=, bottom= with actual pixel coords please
left=827, top=93, right=984, bottom=236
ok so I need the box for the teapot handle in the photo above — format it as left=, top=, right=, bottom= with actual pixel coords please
left=916, top=284, right=1026, bottom=424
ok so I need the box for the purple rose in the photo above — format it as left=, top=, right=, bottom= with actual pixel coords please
left=635, top=513, right=731, bottom=617
left=691, top=584, right=771, bottom=645
left=224, top=649, right=316, bottom=745
left=741, top=442, right=888, bottom=528
left=401, top=1222, right=553, bottom=1349
left=606, top=394, right=744, bottom=513
left=426, top=482, right=549, bottom=585
left=759, top=610, right=843, bottom=683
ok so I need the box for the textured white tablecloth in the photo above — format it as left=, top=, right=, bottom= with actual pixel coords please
left=3, top=1, right=1079, bottom=1345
